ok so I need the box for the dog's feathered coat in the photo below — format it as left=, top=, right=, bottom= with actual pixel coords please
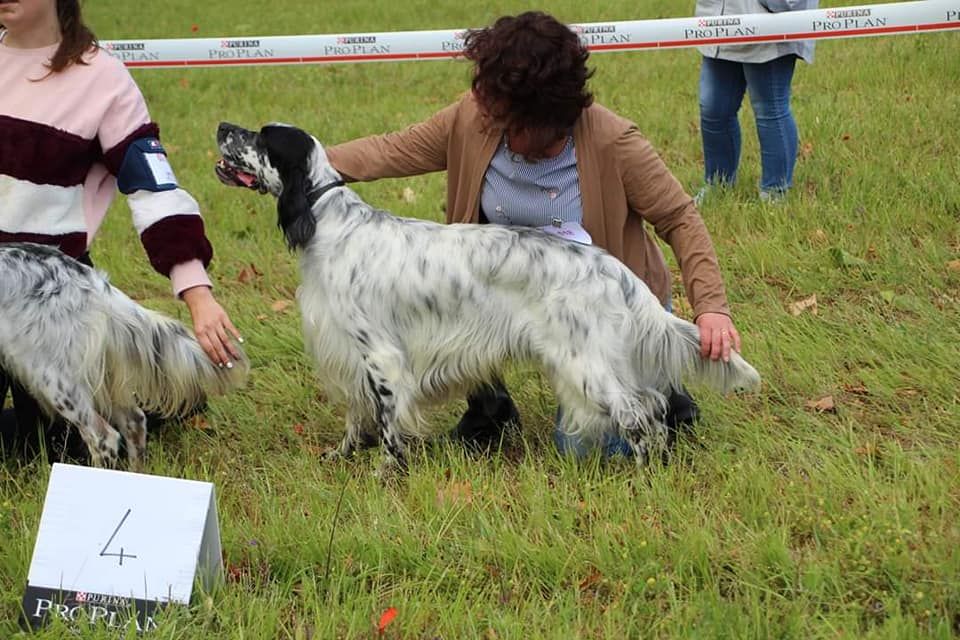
left=216, top=122, right=760, bottom=470
left=0, top=243, right=248, bottom=467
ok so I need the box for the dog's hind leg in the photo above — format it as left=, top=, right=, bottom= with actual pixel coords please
left=110, top=406, right=148, bottom=471
left=613, top=389, right=670, bottom=466
left=549, top=358, right=669, bottom=465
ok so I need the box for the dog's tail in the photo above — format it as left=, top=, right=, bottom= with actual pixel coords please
left=646, top=312, right=761, bottom=396
left=96, top=289, right=249, bottom=417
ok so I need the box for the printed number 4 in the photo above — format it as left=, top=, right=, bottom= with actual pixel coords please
left=100, top=509, right=138, bottom=566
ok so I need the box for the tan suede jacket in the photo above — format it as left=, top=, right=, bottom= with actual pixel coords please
left=326, top=93, right=730, bottom=318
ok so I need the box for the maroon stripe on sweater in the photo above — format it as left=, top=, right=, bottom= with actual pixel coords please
left=140, top=215, right=213, bottom=277
left=0, top=116, right=99, bottom=187
left=0, top=232, right=88, bottom=259
left=102, top=122, right=161, bottom=176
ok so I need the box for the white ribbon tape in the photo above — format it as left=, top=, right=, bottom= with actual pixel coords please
left=102, top=0, right=959, bottom=68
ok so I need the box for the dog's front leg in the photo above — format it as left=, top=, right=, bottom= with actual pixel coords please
left=365, top=375, right=407, bottom=479
left=324, top=406, right=379, bottom=461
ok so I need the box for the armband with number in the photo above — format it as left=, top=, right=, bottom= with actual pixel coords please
left=116, top=137, right=180, bottom=194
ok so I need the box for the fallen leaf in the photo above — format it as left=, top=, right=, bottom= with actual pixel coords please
left=191, top=24, right=199, bottom=32
left=842, top=383, right=870, bottom=396
left=947, top=259, right=960, bottom=272
left=788, top=294, right=818, bottom=316
left=579, top=568, right=603, bottom=592
left=805, top=395, right=836, bottom=413
left=809, top=228, right=828, bottom=245
left=436, top=481, right=473, bottom=506
left=377, top=607, right=398, bottom=634
left=191, top=415, right=211, bottom=430
left=854, top=443, right=877, bottom=456
left=292, top=423, right=305, bottom=436
left=800, top=141, right=814, bottom=159
left=401, top=187, right=416, bottom=203
left=271, top=299, right=293, bottom=312
left=237, top=263, right=263, bottom=284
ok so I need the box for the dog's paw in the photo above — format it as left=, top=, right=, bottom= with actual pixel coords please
left=90, top=430, right=122, bottom=469
left=322, top=447, right=347, bottom=463
left=373, top=454, right=407, bottom=485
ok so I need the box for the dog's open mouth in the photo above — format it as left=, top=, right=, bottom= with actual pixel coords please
left=215, top=158, right=261, bottom=190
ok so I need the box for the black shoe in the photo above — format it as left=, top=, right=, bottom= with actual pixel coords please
left=664, top=386, right=700, bottom=448
left=0, top=408, right=89, bottom=465
left=449, top=379, right=520, bottom=451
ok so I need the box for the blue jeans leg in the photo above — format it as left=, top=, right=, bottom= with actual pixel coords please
left=743, top=55, right=799, bottom=194
left=699, top=56, right=748, bottom=186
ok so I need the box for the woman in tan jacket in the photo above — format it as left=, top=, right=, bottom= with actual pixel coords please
left=326, top=11, right=743, bottom=457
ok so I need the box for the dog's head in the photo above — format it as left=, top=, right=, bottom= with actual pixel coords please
left=216, top=122, right=341, bottom=250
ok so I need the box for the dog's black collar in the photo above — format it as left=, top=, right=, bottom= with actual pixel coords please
left=307, top=179, right=346, bottom=205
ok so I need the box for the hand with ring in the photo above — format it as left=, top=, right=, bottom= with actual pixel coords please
left=695, top=312, right=741, bottom=362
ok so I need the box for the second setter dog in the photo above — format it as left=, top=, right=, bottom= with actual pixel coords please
left=215, top=122, right=760, bottom=472
left=0, top=243, right=248, bottom=468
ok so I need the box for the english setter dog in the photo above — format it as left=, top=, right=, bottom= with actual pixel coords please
left=215, top=122, right=760, bottom=472
left=0, top=243, right=248, bottom=468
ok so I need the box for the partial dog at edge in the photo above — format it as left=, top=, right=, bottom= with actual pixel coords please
left=215, top=122, right=760, bottom=473
left=0, top=243, right=249, bottom=468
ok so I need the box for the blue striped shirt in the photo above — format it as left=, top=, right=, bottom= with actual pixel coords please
left=480, top=135, right=583, bottom=228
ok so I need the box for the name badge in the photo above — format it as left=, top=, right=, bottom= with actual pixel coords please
left=538, top=220, right=593, bottom=245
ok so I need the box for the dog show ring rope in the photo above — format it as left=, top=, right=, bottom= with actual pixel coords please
left=100, top=0, right=959, bottom=69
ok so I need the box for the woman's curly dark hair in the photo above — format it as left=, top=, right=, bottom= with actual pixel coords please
left=464, top=12, right=593, bottom=148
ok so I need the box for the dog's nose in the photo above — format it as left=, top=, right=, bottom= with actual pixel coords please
left=217, top=122, right=238, bottom=143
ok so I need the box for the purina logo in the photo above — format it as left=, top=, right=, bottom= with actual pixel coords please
left=221, top=39, right=261, bottom=48
left=106, top=42, right=145, bottom=51
left=825, top=8, right=871, bottom=19
left=573, top=24, right=628, bottom=45
left=697, top=17, right=741, bottom=28
left=812, top=7, right=885, bottom=31
left=337, top=35, right=377, bottom=44
left=571, top=24, right=617, bottom=34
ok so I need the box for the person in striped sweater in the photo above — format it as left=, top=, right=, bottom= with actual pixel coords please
left=0, top=0, right=242, bottom=460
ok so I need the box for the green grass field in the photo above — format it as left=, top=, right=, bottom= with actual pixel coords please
left=2, top=1, right=959, bottom=637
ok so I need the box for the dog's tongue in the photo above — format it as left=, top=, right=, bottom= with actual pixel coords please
left=234, top=171, right=257, bottom=187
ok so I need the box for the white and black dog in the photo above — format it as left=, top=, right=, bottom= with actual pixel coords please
left=0, top=243, right=248, bottom=468
left=215, top=122, right=760, bottom=471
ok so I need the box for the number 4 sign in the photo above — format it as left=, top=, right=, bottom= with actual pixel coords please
left=21, top=463, right=223, bottom=632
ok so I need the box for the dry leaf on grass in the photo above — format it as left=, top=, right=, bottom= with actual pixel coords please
left=789, top=294, right=818, bottom=316
left=804, top=395, right=836, bottom=413
left=237, top=263, right=263, bottom=284
left=947, top=259, right=960, bottom=272
left=401, top=187, right=416, bottom=203
left=810, top=228, right=828, bottom=245
left=270, top=299, right=294, bottom=312
left=436, top=481, right=474, bottom=506
left=842, top=383, right=870, bottom=396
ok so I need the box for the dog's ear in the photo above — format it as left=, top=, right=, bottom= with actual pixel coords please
left=276, top=168, right=316, bottom=251
left=260, top=125, right=317, bottom=250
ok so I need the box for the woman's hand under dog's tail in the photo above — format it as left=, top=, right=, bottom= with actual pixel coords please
left=669, top=315, right=761, bottom=395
